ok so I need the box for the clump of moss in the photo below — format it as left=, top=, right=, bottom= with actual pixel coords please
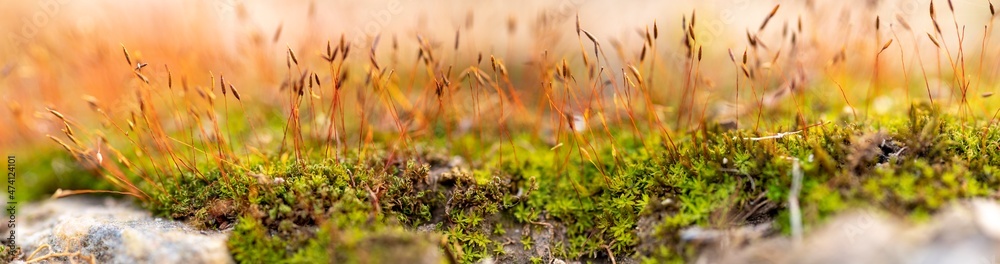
left=631, top=104, right=1000, bottom=261
left=228, top=216, right=288, bottom=262
left=59, top=102, right=1000, bottom=263
left=149, top=147, right=516, bottom=262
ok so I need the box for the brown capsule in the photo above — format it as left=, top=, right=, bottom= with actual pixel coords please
left=287, top=47, right=298, bottom=65
left=691, top=10, right=696, bottom=28
left=369, top=53, right=381, bottom=70
left=165, top=64, right=172, bottom=89
left=129, top=111, right=138, bottom=129
left=134, top=72, right=149, bottom=84
left=575, top=14, right=581, bottom=36
left=640, top=45, right=647, bottom=62
left=339, top=34, right=346, bottom=52
left=879, top=39, right=893, bottom=55
left=392, top=35, right=399, bottom=51
left=644, top=27, right=652, bottom=46
left=930, top=1, right=936, bottom=19
left=47, top=107, right=66, bottom=121
left=562, top=61, right=571, bottom=79
left=927, top=33, right=941, bottom=48
left=121, top=44, right=132, bottom=67
left=326, top=40, right=333, bottom=58
left=48, top=135, right=74, bottom=153
left=760, top=4, right=780, bottom=31
left=507, top=15, right=517, bottom=34
left=465, top=10, right=474, bottom=29
left=229, top=84, right=241, bottom=101
left=336, top=69, right=348, bottom=90
left=137, top=93, right=146, bottom=112
left=653, top=20, right=659, bottom=39
left=63, top=121, right=74, bottom=136
left=370, top=34, right=381, bottom=55
left=272, top=23, right=283, bottom=43
left=582, top=30, right=597, bottom=43
left=627, top=64, right=642, bottom=81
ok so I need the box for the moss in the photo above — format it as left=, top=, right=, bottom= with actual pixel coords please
left=229, top=216, right=287, bottom=263
left=630, top=104, right=1000, bottom=261
left=43, top=98, right=1000, bottom=264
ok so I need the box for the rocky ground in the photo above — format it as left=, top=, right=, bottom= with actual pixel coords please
left=687, top=199, right=1000, bottom=264
left=7, top=196, right=1000, bottom=263
left=3, top=197, right=231, bottom=264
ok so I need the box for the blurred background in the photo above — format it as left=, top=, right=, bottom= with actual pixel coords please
left=1, top=0, right=997, bottom=148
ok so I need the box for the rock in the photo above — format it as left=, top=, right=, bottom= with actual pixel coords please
left=715, top=199, right=1000, bottom=264
left=11, top=196, right=231, bottom=264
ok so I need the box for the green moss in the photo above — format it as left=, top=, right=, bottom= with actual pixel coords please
left=631, top=104, right=1000, bottom=261
left=61, top=101, right=1000, bottom=263
left=229, top=216, right=287, bottom=263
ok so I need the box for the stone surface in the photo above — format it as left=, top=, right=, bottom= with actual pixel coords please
left=8, top=196, right=232, bottom=264
left=706, top=199, right=1000, bottom=264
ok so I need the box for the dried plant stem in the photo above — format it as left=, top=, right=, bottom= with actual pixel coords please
left=890, top=27, right=911, bottom=103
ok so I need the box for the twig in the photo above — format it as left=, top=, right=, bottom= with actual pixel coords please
left=786, top=157, right=803, bottom=246
left=738, top=130, right=801, bottom=141
left=25, top=243, right=95, bottom=264
left=602, top=245, right=617, bottom=264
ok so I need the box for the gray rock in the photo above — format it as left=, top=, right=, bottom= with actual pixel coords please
left=11, top=197, right=231, bottom=264
left=713, top=199, right=1000, bottom=264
